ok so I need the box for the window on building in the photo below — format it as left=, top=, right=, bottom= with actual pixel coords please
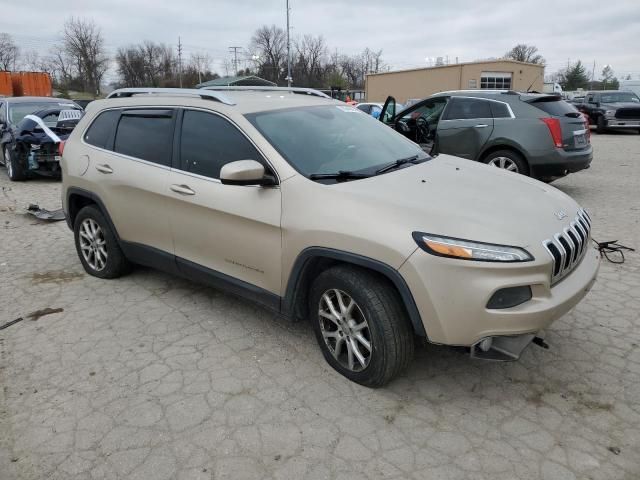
left=481, top=72, right=512, bottom=90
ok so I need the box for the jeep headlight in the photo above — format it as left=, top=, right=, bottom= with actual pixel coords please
left=412, top=233, right=534, bottom=262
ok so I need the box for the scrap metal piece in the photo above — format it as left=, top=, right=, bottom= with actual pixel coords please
left=26, top=204, right=66, bottom=222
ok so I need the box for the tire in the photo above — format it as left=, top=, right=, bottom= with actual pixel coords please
left=596, top=115, right=606, bottom=134
left=309, top=265, right=414, bottom=388
left=5, top=147, right=26, bottom=181
left=73, top=205, right=131, bottom=279
left=483, top=149, right=529, bottom=176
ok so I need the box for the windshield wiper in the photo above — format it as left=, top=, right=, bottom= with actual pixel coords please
left=375, top=155, right=424, bottom=175
left=309, top=170, right=371, bottom=181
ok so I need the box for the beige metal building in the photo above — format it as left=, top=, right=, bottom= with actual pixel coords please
left=365, top=60, right=544, bottom=103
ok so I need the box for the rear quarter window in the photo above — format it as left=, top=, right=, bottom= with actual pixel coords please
left=84, top=110, right=120, bottom=149
left=530, top=99, right=579, bottom=117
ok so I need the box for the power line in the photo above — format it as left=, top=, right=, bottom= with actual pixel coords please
left=228, top=46, right=242, bottom=76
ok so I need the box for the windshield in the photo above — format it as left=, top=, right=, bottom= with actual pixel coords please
left=8, top=102, right=76, bottom=125
left=246, top=105, right=427, bottom=177
left=600, top=92, right=640, bottom=103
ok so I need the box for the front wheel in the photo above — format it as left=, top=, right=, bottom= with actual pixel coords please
left=596, top=115, right=607, bottom=134
left=309, top=265, right=414, bottom=388
left=483, top=150, right=529, bottom=176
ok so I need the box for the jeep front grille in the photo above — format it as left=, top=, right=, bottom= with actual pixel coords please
left=543, top=209, right=591, bottom=284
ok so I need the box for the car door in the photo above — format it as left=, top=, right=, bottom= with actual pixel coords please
left=436, top=97, right=494, bottom=160
left=82, top=108, right=175, bottom=258
left=167, top=108, right=282, bottom=299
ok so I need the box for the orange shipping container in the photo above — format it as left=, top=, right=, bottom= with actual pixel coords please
left=10, top=72, right=52, bottom=97
left=0, top=71, right=13, bottom=96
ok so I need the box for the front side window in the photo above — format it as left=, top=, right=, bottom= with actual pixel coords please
left=442, top=98, right=492, bottom=120
left=114, top=110, right=174, bottom=166
left=246, top=105, right=426, bottom=177
left=84, top=110, right=120, bottom=149
left=180, top=110, right=263, bottom=179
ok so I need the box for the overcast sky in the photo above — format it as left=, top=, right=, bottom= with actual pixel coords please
left=2, top=0, right=639, bottom=82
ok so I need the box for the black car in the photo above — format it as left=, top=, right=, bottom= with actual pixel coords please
left=0, top=97, right=82, bottom=180
left=378, top=90, right=593, bottom=181
left=576, top=90, right=640, bottom=134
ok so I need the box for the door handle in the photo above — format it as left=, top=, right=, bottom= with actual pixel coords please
left=95, top=164, right=113, bottom=174
left=170, top=184, right=196, bottom=195
left=474, top=124, right=489, bottom=128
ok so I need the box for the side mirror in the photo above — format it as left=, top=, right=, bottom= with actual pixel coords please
left=220, top=159, right=276, bottom=186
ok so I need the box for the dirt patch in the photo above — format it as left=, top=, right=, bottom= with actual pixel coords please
left=31, top=271, right=84, bottom=285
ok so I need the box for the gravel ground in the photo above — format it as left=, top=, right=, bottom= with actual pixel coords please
left=1, top=132, right=639, bottom=480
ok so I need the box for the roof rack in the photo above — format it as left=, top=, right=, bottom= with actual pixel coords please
left=201, top=86, right=330, bottom=99
left=106, top=88, right=235, bottom=105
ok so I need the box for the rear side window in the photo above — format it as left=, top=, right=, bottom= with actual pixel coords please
left=443, top=98, right=492, bottom=120
left=180, top=110, right=262, bottom=179
left=114, top=110, right=174, bottom=166
left=84, top=110, right=120, bottom=149
left=530, top=99, right=579, bottom=117
left=489, top=102, right=512, bottom=118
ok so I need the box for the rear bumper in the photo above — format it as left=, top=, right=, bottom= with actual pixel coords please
left=530, top=146, right=593, bottom=178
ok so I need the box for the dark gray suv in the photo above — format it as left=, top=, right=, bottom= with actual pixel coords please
left=379, top=91, right=593, bottom=181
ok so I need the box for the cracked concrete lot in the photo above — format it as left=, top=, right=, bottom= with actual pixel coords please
left=1, top=132, right=639, bottom=480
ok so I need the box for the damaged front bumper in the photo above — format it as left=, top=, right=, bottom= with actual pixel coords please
left=470, top=333, right=539, bottom=361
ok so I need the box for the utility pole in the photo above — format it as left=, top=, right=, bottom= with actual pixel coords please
left=178, top=36, right=183, bottom=88
left=229, top=47, right=242, bottom=76
left=286, top=0, right=292, bottom=86
left=590, top=60, right=596, bottom=90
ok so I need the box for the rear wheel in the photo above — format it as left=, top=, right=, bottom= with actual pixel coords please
left=483, top=150, right=529, bottom=176
left=74, top=205, right=131, bottom=279
left=5, top=147, right=25, bottom=181
left=596, top=115, right=607, bottom=134
left=309, top=265, right=414, bottom=387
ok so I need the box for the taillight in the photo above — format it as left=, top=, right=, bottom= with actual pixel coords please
left=58, top=140, right=65, bottom=156
left=541, top=118, right=563, bottom=148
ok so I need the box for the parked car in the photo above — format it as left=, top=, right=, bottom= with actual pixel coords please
left=61, top=87, right=599, bottom=387
left=575, top=90, right=640, bottom=134
left=379, top=91, right=592, bottom=182
left=356, top=102, right=403, bottom=119
left=0, top=96, right=82, bottom=180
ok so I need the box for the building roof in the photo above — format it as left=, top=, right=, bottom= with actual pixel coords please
left=196, top=75, right=276, bottom=88
left=367, top=59, right=545, bottom=77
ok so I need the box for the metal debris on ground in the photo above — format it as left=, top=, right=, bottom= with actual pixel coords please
left=26, top=204, right=66, bottom=222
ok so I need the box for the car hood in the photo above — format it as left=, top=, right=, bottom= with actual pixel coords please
left=330, top=155, right=583, bottom=249
left=602, top=102, right=640, bottom=109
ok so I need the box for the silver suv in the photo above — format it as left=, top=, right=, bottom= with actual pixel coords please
left=61, top=87, right=600, bottom=387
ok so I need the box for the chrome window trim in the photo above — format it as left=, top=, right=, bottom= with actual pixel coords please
left=440, top=95, right=515, bottom=120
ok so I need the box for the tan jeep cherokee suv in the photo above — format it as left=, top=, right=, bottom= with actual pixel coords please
left=61, top=87, right=599, bottom=387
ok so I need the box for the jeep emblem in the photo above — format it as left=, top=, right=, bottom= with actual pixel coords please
left=554, top=210, right=568, bottom=220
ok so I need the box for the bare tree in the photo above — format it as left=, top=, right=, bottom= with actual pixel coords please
left=116, top=42, right=177, bottom=87
left=0, top=33, right=19, bottom=70
left=504, top=44, right=545, bottom=65
left=250, top=25, right=286, bottom=84
left=62, top=17, right=109, bottom=94
left=293, top=34, right=327, bottom=87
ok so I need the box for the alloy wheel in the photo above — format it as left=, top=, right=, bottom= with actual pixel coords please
left=5, top=149, right=12, bottom=178
left=318, top=289, right=372, bottom=372
left=488, top=156, right=519, bottom=172
left=79, top=218, right=108, bottom=271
